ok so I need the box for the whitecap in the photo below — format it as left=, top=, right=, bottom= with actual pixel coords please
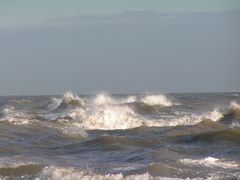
left=36, top=165, right=181, bottom=180
left=140, top=95, right=173, bottom=106
left=180, top=157, right=239, bottom=169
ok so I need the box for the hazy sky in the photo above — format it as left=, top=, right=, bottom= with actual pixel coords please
left=0, top=1, right=240, bottom=95
left=1, top=0, right=240, bottom=29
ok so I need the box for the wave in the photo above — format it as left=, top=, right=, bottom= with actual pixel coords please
left=92, top=93, right=174, bottom=107
left=202, top=109, right=223, bottom=122
left=40, top=92, right=182, bottom=130
left=68, top=105, right=143, bottom=130
left=0, top=106, right=36, bottom=125
left=0, top=164, right=44, bottom=177
left=175, top=126, right=240, bottom=145
left=180, top=157, right=239, bottom=169
left=219, top=102, right=240, bottom=126
left=0, top=157, right=44, bottom=177
left=35, top=165, right=240, bottom=180
left=93, top=93, right=117, bottom=106
left=83, top=135, right=155, bottom=150
left=0, top=106, right=224, bottom=131
left=0, top=106, right=88, bottom=138
left=140, top=95, right=173, bottom=107
left=90, top=93, right=136, bottom=106
left=229, top=102, right=240, bottom=118
left=2, top=92, right=238, bottom=131
left=58, top=109, right=224, bottom=130
left=46, top=91, right=85, bottom=111
left=36, top=165, right=178, bottom=180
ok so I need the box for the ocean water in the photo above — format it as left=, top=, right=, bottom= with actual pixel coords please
left=0, top=92, right=240, bottom=179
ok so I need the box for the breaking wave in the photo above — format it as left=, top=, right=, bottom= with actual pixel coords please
left=35, top=164, right=240, bottom=180
left=219, top=102, right=240, bottom=126
left=93, top=93, right=117, bottom=106
left=68, top=105, right=143, bottom=130
left=46, top=91, right=85, bottom=111
left=0, top=106, right=36, bottom=125
left=140, top=95, right=173, bottom=106
left=0, top=95, right=224, bottom=130
left=1, top=92, right=239, bottom=131
left=180, top=157, right=239, bottom=169
left=229, top=102, right=240, bottom=118
left=36, top=166, right=174, bottom=180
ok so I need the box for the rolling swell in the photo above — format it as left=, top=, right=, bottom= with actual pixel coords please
left=172, top=103, right=240, bottom=145
left=175, top=127, right=240, bottom=145
left=82, top=135, right=156, bottom=150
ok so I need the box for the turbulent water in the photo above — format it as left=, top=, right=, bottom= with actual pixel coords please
left=0, top=92, right=240, bottom=179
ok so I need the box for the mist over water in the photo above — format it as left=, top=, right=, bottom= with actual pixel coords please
left=0, top=92, right=240, bottom=179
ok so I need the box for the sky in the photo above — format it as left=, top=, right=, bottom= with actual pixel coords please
left=0, top=0, right=240, bottom=95
left=0, top=0, right=240, bottom=29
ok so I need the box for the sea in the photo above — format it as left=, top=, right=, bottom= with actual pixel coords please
left=0, top=92, right=239, bottom=179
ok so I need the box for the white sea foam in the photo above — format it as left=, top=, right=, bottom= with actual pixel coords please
left=45, top=100, right=224, bottom=130
left=92, top=94, right=136, bottom=106
left=202, top=109, right=223, bottom=122
left=140, top=95, right=173, bottom=106
left=38, top=93, right=227, bottom=130
left=93, top=93, right=116, bottom=106
left=1, top=105, right=223, bottom=130
left=66, top=109, right=222, bottom=130
left=230, top=101, right=240, bottom=111
left=150, top=114, right=202, bottom=127
left=231, top=122, right=240, bottom=128
left=180, top=157, right=239, bottom=169
left=92, top=93, right=173, bottom=107
left=47, top=98, right=62, bottom=111
left=62, top=91, right=85, bottom=106
left=0, top=106, right=36, bottom=125
left=68, top=105, right=143, bottom=130
left=121, top=96, right=137, bottom=104
left=47, top=92, right=85, bottom=111
left=36, top=166, right=180, bottom=180
left=147, top=110, right=223, bottom=127
left=0, top=156, right=41, bottom=169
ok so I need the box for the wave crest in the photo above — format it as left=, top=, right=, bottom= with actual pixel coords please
left=219, top=102, right=240, bottom=126
left=140, top=95, right=173, bottom=106
left=37, top=166, right=162, bottom=180
left=46, top=92, right=84, bottom=111
left=68, top=105, right=143, bottom=130
left=93, top=93, right=116, bottom=106
left=180, top=157, right=239, bottom=169
left=229, top=102, right=240, bottom=118
left=0, top=106, right=36, bottom=125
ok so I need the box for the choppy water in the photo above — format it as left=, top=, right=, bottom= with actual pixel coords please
left=0, top=92, right=240, bottom=179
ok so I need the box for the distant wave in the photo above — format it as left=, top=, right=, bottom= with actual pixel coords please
left=91, top=93, right=174, bottom=107
left=47, top=108, right=223, bottom=130
left=140, top=95, right=173, bottom=106
left=46, top=91, right=85, bottom=111
left=41, top=92, right=177, bottom=130
left=0, top=102, right=222, bottom=131
left=1, top=92, right=239, bottom=131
